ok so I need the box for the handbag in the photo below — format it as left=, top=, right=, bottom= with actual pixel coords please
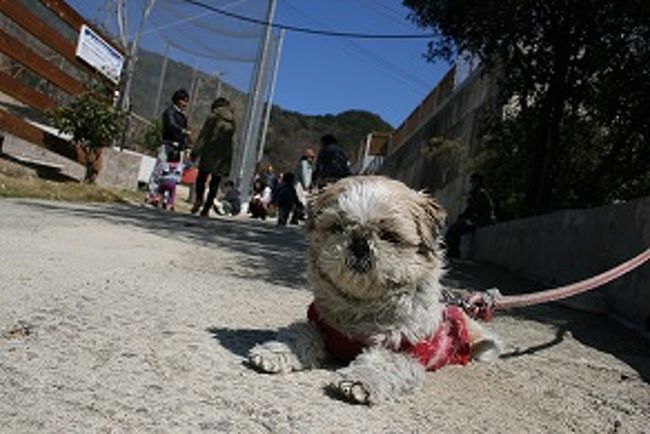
left=180, top=166, right=198, bottom=185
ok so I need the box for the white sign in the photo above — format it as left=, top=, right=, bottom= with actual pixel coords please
left=75, top=25, right=124, bottom=84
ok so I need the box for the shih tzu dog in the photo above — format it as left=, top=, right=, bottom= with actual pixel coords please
left=249, top=176, right=499, bottom=404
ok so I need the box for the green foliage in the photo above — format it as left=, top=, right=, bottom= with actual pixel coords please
left=51, top=90, right=124, bottom=151
left=405, top=0, right=650, bottom=217
left=140, top=120, right=163, bottom=154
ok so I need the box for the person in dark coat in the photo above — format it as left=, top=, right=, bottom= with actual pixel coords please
left=146, top=89, right=191, bottom=206
left=162, top=89, right=191, bottom=151
left=313, top=134, right=351, bottom=188
left=272, top=172, right=301, bottom=226
left=444, top=173, right=497, bottom=258
left=190, top=97, right=236, bottom=217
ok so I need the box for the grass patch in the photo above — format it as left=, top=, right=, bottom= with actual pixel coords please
left=0, top=157, right=142, bottom=204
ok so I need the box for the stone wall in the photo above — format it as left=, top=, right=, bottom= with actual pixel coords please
left=470, top=196, right=650, bottom=332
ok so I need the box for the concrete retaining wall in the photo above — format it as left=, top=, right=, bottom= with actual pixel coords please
left=95, top=147, right=143, bottom=190
left=379, top=68, right=497, bottom=222
left=2, top=132, right=144, bottom=190
left=470, top=196, right=650, bottom=332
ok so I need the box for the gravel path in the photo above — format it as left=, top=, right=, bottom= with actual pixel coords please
left=1, top=199, right=648, bottom=433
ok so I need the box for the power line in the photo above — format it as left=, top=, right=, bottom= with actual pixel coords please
left=150, top=0, right=260, bottom=39
left=146, top=12, right=258, bottom=62
left=283, top=1, right=430, bottom=93
left=358, top=0, right=412, bottom=29
left=180, top=0, right=436, bottom=39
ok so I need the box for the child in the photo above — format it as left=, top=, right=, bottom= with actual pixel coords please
left=157, top=159, right=182, bottom=210
left=248, top=179, right=272, bottom=220
left=272, top=172, right=300, bottom=226
left=217, top=180, right=241, bottom=216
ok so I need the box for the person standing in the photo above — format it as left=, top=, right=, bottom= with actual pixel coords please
left=190, top=97, right=236, bottom=217
left=313, top=134, right=350, bottom=188
left=146, top=89, right=191, bottom=206
left=295, top=147, right=316, bottom=192
left=291, top=147, right=316, bottom=223
left=272, top=172, right=300, bottom=226
left=444, top=173, right=497, bottom=258
left=162, top=89, right=191, bottom=152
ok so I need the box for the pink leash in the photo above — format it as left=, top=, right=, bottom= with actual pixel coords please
left=447, top=248, right=650, bottom=320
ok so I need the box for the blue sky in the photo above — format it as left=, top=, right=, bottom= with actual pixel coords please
left=68, top=0, right=451, bottom=128
left=273, top=0, right=451, bottom=127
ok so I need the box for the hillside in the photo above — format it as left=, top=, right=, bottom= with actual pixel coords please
left=263, top=108, right=392, bottom=172
left=130, top=49, right=392, bottom=173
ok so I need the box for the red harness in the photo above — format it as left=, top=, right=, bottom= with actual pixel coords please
left=307, top=303, right=471, bottom=370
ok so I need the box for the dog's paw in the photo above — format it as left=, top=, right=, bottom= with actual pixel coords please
left=333, top=379, right=371, bottom=405
left=248, top=342, right=296, bottom=374
left=471, top=337, right=501, bottom=362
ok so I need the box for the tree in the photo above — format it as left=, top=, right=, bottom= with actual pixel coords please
left=140, top=120, right=163, bottom=154
left=404, top=0, right=650, bottom=217
left=51, top=91, right=125, bottom=183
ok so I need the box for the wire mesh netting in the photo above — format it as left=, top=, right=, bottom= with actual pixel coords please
left=132, top=0, right=278, bottom=191
left=63, top=0, right=280, bottom=191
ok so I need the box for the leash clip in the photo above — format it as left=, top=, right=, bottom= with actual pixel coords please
left=443, top=288, right=501, bottom=321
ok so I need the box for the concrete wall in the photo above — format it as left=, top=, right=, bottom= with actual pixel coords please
left=2, top=132, right=143, bottom=190
left=470, top=196, right=650, bottom=332
left=379, top=67, right=497, bottom=222
left=95, top=147, right=143, bottom=190
left=1, top=133, right=85, bottom=180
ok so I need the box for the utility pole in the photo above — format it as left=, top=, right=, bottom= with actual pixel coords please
left=233, top=0, right=277, bottom=193
left=153, top=43, right=170, bottom=119
left=187, top=60, right=199, bottom=123
left=257, top=28, right=285, bottom=163
left=116, top=0, right=157, bottom=113
left=215, top=70, right=225, bottom=99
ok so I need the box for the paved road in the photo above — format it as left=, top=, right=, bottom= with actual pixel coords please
left=1, top=199, right=648, bottom=433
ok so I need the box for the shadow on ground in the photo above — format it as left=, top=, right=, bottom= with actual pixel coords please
left=444, top=259, right=650, bottom=382
left=206, top=327, right=278, bottom=358
left=14, top=200, right=649, bottom=382
left=16, top=200, right=308, bottom=290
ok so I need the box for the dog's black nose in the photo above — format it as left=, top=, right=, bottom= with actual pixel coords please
left=350, top=237, right=370, bottom=260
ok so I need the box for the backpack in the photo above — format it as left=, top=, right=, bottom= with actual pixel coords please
left=319, top=145, right=350, bottom=180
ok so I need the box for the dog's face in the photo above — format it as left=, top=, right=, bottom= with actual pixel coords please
left=308, top=176, right=446, bottom=301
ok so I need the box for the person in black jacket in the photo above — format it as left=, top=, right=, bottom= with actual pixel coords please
left=272, top=172, right=301, bottom=226
left=162, top=89, right=191, bottom=151
left=313, top=134, right=350, bottom=188
left=444, top=173, right=497, bottom=258
left=146, top=89, right=192, bottom=206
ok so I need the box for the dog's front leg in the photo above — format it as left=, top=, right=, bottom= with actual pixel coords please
left=249, top=322, right=327, bottom=374
left=334, top=347, right=425, bottom=405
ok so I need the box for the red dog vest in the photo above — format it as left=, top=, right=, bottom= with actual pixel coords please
left=307, top=303, right=471, bottom=370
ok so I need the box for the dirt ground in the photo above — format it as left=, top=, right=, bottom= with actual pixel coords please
left=1, top=199, right=648, bottom=433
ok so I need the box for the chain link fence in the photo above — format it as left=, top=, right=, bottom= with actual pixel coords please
left=68, top=0, right=281, bottom=192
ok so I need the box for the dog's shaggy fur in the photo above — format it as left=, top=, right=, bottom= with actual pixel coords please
left=249, top=176, right=499, bottom=404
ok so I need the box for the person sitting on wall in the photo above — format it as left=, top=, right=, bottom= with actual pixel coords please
left=444, top=172, right=496, bottom=259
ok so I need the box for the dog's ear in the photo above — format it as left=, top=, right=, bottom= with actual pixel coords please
left=306, top=182, right=347, bottom=232
left=420, top=194, right=447, bottom=235
left=414, top=193, right=447, bottom=253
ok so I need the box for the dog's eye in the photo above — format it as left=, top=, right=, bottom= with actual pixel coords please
left=328, top=223, right=344, bottom=234
left=379, top=230, right=401, bottom=244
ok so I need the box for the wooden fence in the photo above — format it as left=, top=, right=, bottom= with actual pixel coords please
left=0, top=0, right=122, bottom=164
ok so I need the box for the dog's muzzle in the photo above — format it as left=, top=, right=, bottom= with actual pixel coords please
left=346, top=237, right=371, bottom=273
